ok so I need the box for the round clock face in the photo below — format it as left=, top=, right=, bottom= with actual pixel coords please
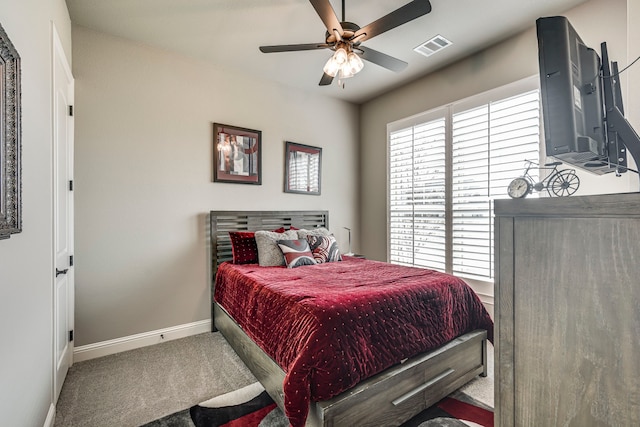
left=507, top=177, right=531, bottom=198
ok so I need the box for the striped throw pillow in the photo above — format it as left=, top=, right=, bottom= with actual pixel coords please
left=277, top=239, right=316, bottom=268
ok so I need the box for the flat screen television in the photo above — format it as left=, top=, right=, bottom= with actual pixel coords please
left=536, top=16, right=640, bottom=175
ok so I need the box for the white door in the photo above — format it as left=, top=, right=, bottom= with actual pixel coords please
left=53, top=25, right=74, bottom=402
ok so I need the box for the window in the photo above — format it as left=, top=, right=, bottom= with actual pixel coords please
left=389, top=79, right=540, bottom=282
left=389, top=114, right=446, bottom=270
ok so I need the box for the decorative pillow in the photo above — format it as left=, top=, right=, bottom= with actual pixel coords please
left=306, top=235, right=342, bottom=263
left=273, top=226, right=299, bottom=232
left=297, top=227, right=332, bottom=240
left=255, top=230, right=298, bottom=266
left=277, top=239, right=316, bottom=268
left=229, top=231, right=259, bottom=264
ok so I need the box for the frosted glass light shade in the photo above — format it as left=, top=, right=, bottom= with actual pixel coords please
left=323, top=56, right=340, bottom=77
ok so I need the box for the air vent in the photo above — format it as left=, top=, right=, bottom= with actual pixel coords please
left=414, top=34, right=452, bottom=57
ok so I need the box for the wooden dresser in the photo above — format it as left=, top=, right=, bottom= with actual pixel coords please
left=494, top=193, right=640, bottom=426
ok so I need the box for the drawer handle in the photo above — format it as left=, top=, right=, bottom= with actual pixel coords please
left=391, top=368, right=455, bottom=406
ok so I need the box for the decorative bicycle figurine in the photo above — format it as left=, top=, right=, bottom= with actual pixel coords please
left=507, top=160, right=580, bottom=198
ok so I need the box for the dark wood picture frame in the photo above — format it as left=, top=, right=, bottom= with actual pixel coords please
left=0, top=23, right=22, bottom=240
left=213, top=123, right=261, bottom=185
left=284, top=142, right=322, bottom=195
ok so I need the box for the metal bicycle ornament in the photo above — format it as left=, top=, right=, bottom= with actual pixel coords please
left=507, top=160, right=580, bottom=198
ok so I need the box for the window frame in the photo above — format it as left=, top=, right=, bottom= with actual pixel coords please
left=386, top=76, right=541, bottom=284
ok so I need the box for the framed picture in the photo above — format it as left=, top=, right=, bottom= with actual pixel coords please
left=284, top=142, right=322, bottom=195
left=213, top=123, right=261, bottom=185
left=0, top=23, right=21, bottom=240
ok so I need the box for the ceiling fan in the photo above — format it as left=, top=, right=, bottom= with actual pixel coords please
left=259, top=0, right=433, bottom=86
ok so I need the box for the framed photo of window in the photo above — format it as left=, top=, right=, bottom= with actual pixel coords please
left=284, top=141, right=322, bottom=195
left=213, top=123, right=261, bottom=185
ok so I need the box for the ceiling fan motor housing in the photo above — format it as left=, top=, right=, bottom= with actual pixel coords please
left=325, top=22, right=361, bottom=44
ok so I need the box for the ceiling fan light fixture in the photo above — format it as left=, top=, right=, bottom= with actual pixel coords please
left=333, top=47, right=348, bottom=65
left=323, top=56, right=340, bottom=77
left=347, top=52, right=364, bottom=74
left=340, top=66, right=354, bottom=79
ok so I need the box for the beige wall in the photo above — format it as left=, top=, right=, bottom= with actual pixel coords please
left=360, top=0, right=634, bottom=264
left=72, top=26, right=360, bottom=346
left=0, top=0, right=71, bottom=425
left=629, top=0, right=640, bottom=134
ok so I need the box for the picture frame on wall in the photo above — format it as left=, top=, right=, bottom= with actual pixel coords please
left=0, top=23, right=22, bottom=240
left=284, top=141, right=322, bottom=195
left=213, top=123, right=262, bottom=185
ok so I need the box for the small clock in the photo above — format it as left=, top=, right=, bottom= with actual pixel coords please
left=507, top=177, right=532, bottom=199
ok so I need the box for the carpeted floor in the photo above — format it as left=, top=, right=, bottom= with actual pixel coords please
left=54, top=332, right=494, bottom=426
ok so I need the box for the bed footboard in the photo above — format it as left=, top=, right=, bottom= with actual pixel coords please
left=214, top=302, right=487, bottom=427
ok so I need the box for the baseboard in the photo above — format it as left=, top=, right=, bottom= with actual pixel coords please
left=73, top=319, right=212, bottom=362
left=43, top=403, right=55, bottom=427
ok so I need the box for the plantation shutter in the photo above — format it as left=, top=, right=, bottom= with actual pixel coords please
left=451, top=105, right=491, bottom=280
left=451, top=90, right=541, bottom=281
left=388, top=79, right=540, bottom=283
left=389, top=116, right=447, bottom=270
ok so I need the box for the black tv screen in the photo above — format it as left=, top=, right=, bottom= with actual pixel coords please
left=536, top=16, right=611, bottom=173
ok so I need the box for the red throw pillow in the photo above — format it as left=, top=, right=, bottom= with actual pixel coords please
left=229, top=231, right=259, bottom=264
left=229, top=228, right=297, bottom=264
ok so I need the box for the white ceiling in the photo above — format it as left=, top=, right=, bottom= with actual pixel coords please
left=65, top=0, right=589, bottom=104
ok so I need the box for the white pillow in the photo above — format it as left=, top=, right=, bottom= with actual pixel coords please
left=296, top=227, right=332, bottom=240
left=255, top=230, right=298, bottom=266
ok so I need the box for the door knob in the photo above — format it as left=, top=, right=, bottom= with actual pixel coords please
left=56, top=268, right=69, bottom=277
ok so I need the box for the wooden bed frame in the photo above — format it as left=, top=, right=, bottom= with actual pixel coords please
left=210, top=210, right=488, bottom=426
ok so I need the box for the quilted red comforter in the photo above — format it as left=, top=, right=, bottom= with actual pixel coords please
left=214, top=257, right=493, bottom=427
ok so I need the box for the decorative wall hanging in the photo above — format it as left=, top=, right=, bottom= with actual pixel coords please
left=0, top=23, right=22, bottom=240
left=213, top=123, right=262, bottom=185
left=284, top=141, right=322, bottom=195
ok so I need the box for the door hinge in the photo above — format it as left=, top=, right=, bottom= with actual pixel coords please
left=69, top=180, right=74, bottom=191
left=69, top=330, right=74, bottom=342
left=68, top=105, right=74, bottom=116
left=69, top=255, right=74, bottom=266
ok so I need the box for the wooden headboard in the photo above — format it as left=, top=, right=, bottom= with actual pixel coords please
left=209, top=210, right=328, bottom=329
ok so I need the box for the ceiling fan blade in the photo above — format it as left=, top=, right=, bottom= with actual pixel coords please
left=358, top=46, right=408, bottom=72
left=319, top=72, right=334, bottom=86
left=309, top=0, right=344, bottom=37
left=259, top=43, right=331, bottom=53
left=353, top=0, right=432, bottom=43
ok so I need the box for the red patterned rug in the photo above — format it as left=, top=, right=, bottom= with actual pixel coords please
left=143, top=382, right=493, bottom=427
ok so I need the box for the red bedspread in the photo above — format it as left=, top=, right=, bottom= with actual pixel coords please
left=214, top=257, right=493, bottom=427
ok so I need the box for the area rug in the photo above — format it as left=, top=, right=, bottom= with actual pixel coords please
left=142, top=382, right=493, bottom=427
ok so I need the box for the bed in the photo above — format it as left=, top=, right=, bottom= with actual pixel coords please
left=210, top=210, right=493, bottom=426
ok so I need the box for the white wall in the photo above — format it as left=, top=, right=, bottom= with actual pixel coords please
left=0, top=0, right=71, bottom=425
left=72, top=26, right=360, bottom=347
left=359, top=0, right=635, bottom=264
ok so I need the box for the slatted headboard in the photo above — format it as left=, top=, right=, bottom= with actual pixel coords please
left=209, top=210, right=329, bottom=326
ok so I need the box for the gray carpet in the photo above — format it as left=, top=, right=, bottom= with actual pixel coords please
left=54, top=332, right=494, bottom=426
left=54, top=333, right=256, bottom=427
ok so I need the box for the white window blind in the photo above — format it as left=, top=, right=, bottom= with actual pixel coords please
left=451, top=90, right=540, bottom=280
left=389, top=116, right=446, bottom=270
left=388, top=83, right=540, bottom=282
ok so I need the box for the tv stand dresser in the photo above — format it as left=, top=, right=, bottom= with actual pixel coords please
left=494, top=192, right=640, bottom=426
